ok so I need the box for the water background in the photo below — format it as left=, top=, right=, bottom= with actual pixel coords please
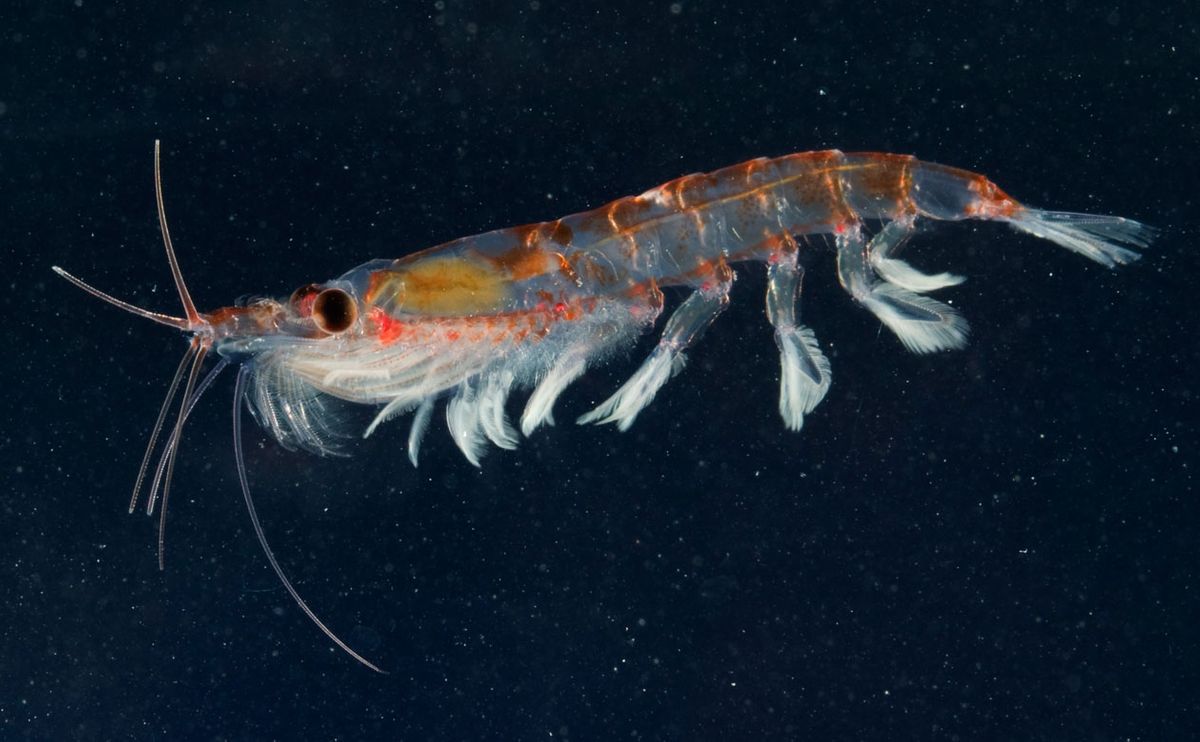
left=2, top=2, right=1197, bottom=739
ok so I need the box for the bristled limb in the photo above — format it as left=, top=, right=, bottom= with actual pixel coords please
left=579, top=272, right=731, bottom=431
left=765, top=252, right=831, bottom=431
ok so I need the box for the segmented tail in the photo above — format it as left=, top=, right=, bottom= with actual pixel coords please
left=1007, top=209, right=1157, bottom=267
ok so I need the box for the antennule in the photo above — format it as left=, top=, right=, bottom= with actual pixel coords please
left=154, top=140, right=202, bottom=324
left=51, top=266, right=191, bottom=330
left=51, top=141, right=207, bottom=333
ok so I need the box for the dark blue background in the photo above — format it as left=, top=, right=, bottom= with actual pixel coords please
left=3, top=2, right=1197, bottom=739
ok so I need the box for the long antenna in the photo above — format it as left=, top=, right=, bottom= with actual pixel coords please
left=233, top=368, right=387, bottom=674
left=154, top=140, right=202, bottom=326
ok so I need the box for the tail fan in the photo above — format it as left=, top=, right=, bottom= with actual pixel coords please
left=1007, top=209, right=1157, bottom=268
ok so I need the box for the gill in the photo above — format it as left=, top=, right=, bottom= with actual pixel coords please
left=52, top=142, right=385, bottom=673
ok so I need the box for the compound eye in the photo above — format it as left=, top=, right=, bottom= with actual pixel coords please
left=312, top=288, right=357, bottom=334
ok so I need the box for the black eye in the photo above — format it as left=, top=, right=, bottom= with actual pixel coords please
left=312, top=288, right=357, bottom=334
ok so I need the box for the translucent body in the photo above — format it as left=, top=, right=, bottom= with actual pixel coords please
left=53, top=145, right=1157, bottom=671
left=212, top=150, right=1153, bottom=461
left=355, top=152, right=997, bottom=316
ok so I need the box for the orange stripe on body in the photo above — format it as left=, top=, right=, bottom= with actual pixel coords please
left=367, top=297, right=596, bottom=347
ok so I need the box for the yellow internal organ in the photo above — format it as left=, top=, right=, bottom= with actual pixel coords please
left=382, top=256, right=512, bottom=316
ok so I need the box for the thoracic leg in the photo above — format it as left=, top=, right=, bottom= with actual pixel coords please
left=837, top=223, right=969, bottom=354
left=579, top=269, right=732, bottom=431
left=766, top=251, right=831, bottom=431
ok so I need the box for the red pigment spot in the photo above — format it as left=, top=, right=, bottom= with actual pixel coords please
left=446, top=330, right=461, bottom=342
left=834, top=223, right=846, bottom=234
left=369, top=307, right=407, bottom=345
left=289, top=284, right=321, bottom=318
left=553, top=302, right=567, bottom=314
